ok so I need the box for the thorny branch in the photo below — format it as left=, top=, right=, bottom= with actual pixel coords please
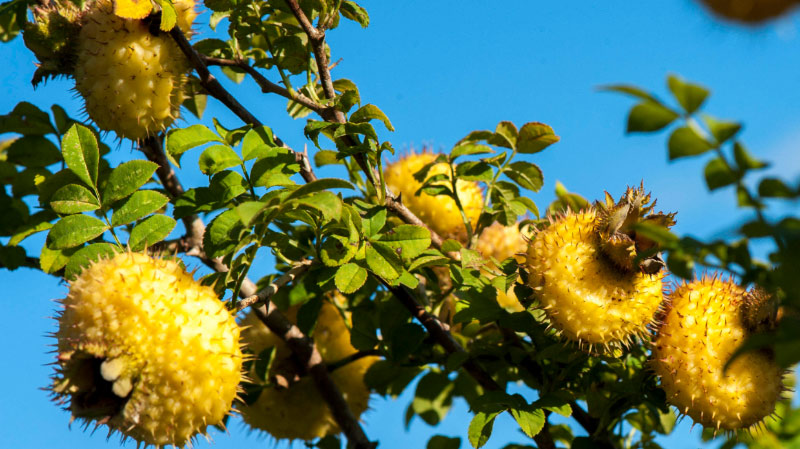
left=236, top=259, right=314, bottom=311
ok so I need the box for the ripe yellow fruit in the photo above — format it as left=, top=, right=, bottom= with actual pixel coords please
left=476, top=222, right=529, bottom=312
left=699, top=0, right=799, bottom=23
left=73, top=0, right=195, bottom=140
left=652, top=277, right=783, bottom=430
left=50, top=252, right=243, bottom=448
left=384, top=151, right=483, bottom=242
left=238, top=298, right=378, bottom=440
left=525, top=210, right=664, bottom=350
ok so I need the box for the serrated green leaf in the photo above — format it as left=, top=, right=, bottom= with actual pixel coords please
left=198, top=144, right=241, bottom=175
left=667, top=74, right=709, bottom=114
left=61, top=124, right=99, bottom=189
left=234, top=201, right=268, bottom=226
left=704, top=157, right=738, bottom=191
left=362, top=206, right=387, bottom=237
left=0, top=102, right=54, bottom=135
left=296, top=191, right=343, bottom=222
left=210, top=170, right=248, bottom=202
left=504, top=161, right=543, bottom=192
left=321, top=235, right=356, bottom=267
left=350, top=104, right=394, bottom=132
left=40, top=241, right=79, bottom=274
left=251, top=148, right=299, bottom=187
left=408, top=254, right=449, bottom=272
left=599, top=84, right=660, bottom=103
left=450, top=143, right=494, bottom=160
left=128, top=214, right=176, bottom=251
left=166, top=124, right=223, bottom=156
left=241, top=126, right=276, bottom=161
left=456, top=161, right=493, bottom=182
left=340, top=0, right=369, bottom=27
left=667, top=126, right=714, bottom=160
left=111, top=190, right=169, bottom=227
left=509, top=407, right=545, bottom=439
left=65, top=243, right=120, bottom=280
left=50, top=184, right=100, bottom=214
left=335, top=262, right=368, bottom=293
left=489, top=121, right=517, bottom=149
left=47, top=214, right=108, bottom=249
left=468, top=411, right=500, bottom=448
left=314, top=150, right=341, bottom=167
left=516, top=122, right=559, bottom=153
left=366, top=241, right=402, bottom=280
left=378, top=225, right=431, bottom=260
left=102, top=160, right=159, bottom=204
left=626, top=102, right=679, bottom=133
left=204, top=209, right=244, bottom=258
left=8, top=210, right=55, bottom=246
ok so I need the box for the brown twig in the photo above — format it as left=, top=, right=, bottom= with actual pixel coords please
left=251, top=304, right=375, bottom=449
left=236, top=259, right=314, bottom=311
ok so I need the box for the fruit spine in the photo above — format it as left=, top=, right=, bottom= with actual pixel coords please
left=652, top=277, right=783, bottom=431
left=237, top=297, right=378, bottom=441
left=50, top=252, right=243, bottom=448
left=72, top=0, right=195, bottom=140
left=524, top=185, right=672, bottom=351
left=384, top=151, right=483, bottom=242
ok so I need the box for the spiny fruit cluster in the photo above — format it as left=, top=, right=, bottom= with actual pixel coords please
left=384, top=151, right=483, bottom=242
left=50, top=252, right=243, bottom=448
left=24, top=0, right=195, bottom=139
left=652, top=277, right=784, bottom=431
left=699, top=0, right=800, bottom=23
left=525, top=186, right=671, bottom=351
left=237, top=297, right=378, bottom=441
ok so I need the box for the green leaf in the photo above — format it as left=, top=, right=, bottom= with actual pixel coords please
left=61, top=124, right=99, bottom=188
left=204, top=209, right=244, bottom=258
left=599, top=84, right=660, bottom=103
left=366, top=241, right=402, bottom=280
left=378, top=225, right=431, bottom=260
left=456, top=161, right=493, bottom=182
left=250, top=148, right=299, bottom=187
left=153, top=0, right=177, bottom=30
left=254, top=347, right=276, bottom=383
left=0, top=244, right=25, bottom=270
left=298, top=191, right=343, bottom=222
left=450, top=144, right=494, bottom=160
left=632, top=221, right=679, bottom=245
left=704, top=157, right=738, bottom=191
left=390, top=322, right=426, bottom=359
left=314, top=150, right=341, bottom=167
left=47, top=214, right=108, bottom=249
left=40, top=242, right=78, bottom=274
left=412, top=371, right=455, bottom=426
left=350, top=308, right=378, bottom=351
left=427, top=435, right=461, bottom=449
left=362, top=207, right=387, bottom=238
left=198, top=144, right=241, bottom=175
left=8, top=211, right=55, bottom=246
left=468, top=411, right=500, bottom=448
left=504, top=161, right=544, bottom=192
left=335, top=262, right=368, bottom=294
left=350, top=104, right=394, bottom=132
left=111, top=190, right=169, bottom=227
left=667, top=126, right=714, bottom=160
left=321, top=235, right=356, bottom=267
left=286, top=178, right=355, bottom=201
left=50, top=184, right=100, bottom=214
left=65, top=243, right=120, bottom=280
left=516, top=122, right=559, bottom=153
left=5, top=136, right=61, bottom=167
left=0, top=102, right=55, bottom=135
left=667, top=74, right=709, bottom=114
left=241, top=126, right=277, bottom=161
left=733, top=142, right=768, bottom=171
left=626, top=102, right=679, bottom=132
left=210, top=170, right=248, bottom=202
left=408, top=254, right=449, bottom=272
left=489, top=121, right=517, bottom=149
left=102, top=160, right=159, bottom=204
left=703, top=115, right=741, bottom=143
left=510, top=407, right=545, bottom=439
left=758, top=178, right=795, bottom=198
left=235, top=201, right=268, bottom=227
left=128, top=214, right=176, bottom=251
left=340, top=0, right=369, bottom=27
left=166, top=124, right=222, bottom=156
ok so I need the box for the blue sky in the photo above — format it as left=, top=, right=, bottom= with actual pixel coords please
left=2, top=1, right=800, bottom=448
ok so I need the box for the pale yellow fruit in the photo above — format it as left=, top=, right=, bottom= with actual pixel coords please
left=238, top=298, right=378, bottom=440
left=384, top=151, right=483, bottom=242
left=73, top=0, right=194, bottom=139
left=525, top=210, right=664, bottom=350
left=652, top=277, right=783, bottom=430
left=51, top=252, right=243, bottom=448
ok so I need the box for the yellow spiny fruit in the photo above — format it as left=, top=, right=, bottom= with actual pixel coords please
left=73, top=0, right=195, bottom=140
left=238, top=297, right=378, bottom=441
left=699, top=0, right=799, bottom=23
left=525, top=209, right=665, bottom=351
left=50, top=252, right=243, bottom=448
left=476, top=221, right=528, bottom=312
left=384, top=151, right=483, bottom=242
left=652, top=277, right=783, bottom=431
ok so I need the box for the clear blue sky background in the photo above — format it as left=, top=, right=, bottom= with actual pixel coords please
left=2, top=1, right=799, bottom=448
